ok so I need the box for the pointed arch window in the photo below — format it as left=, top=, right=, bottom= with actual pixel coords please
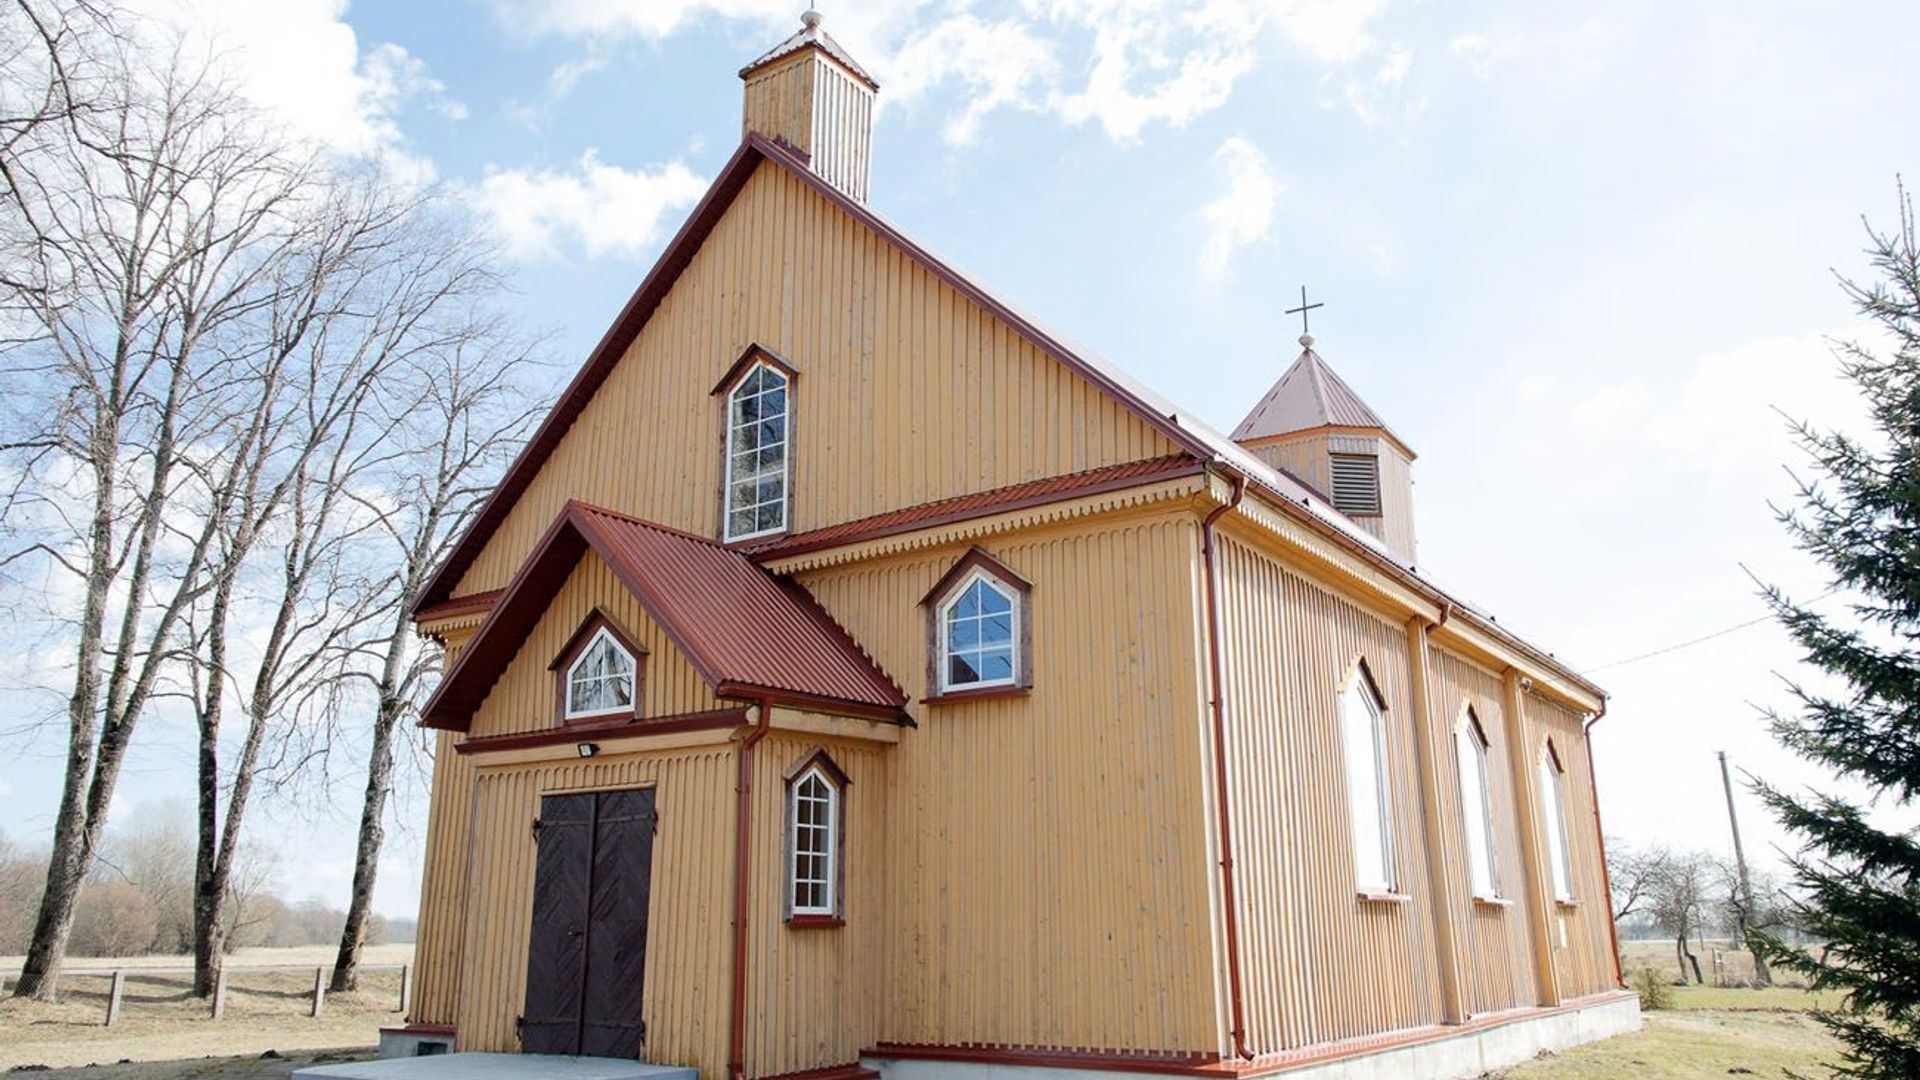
left=786, top=749, right=848, bottom=925
left=551, top=612, right=645, bottom=724
left=723, top=358, right=791, bottom=542
left=1455, top=708, right=1500, bottom=900
left=1540, top=741, right=1576, bottom=902
left=1339, top=661, right=1395, bottom=894
left=921, top=549, right=1033, bottom=700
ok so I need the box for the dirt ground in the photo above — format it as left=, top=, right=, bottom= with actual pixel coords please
left=1, top=945, right=410, bottom=1073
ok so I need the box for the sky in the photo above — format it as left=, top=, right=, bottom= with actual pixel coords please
left=5, top=0, right=1920, bottom=919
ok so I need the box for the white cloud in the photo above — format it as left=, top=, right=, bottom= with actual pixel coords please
left=126, top=0, right=461, bottom=180
left=507, top=53, right=610, bottom=131
left=497, top=0, right=1404, bottom=144
left=1198, top=136, right=1279, bottom=283
left=468, top=151, right=708, bottom=262
left=0, top=779, right=12, bottom=799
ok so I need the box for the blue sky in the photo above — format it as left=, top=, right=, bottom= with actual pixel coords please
left=6, top=0, right=1918, bottom=917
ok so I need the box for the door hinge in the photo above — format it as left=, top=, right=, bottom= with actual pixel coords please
left=531, top=818, right=542, bottom=840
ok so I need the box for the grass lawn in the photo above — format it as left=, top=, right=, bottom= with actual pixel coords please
left=1492, top=985, right=1844, bottom=1079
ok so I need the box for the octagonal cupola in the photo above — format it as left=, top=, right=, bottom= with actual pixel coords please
left=1232, top=333, right=1418, bottom=565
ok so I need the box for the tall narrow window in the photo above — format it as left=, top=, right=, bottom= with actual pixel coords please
left=1539, top=744, right=1575, bottom=902
left=564, top=627, right=636, bottom=721
left=788, top=759, right=842, bottom=919
left=1329, top=452, right=1382, bottom=516
left=1455, top=710, right=1500, bottom=899
left=1340, top=665, right=1395, bottom=893
left=725, top=362, right=789, bottom=541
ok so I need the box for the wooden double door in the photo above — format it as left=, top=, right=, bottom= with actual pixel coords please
left=522, top=788, right=657, bottom=1058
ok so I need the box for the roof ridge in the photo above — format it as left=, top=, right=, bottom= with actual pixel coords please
left=567, top=498, right=734, bottom=551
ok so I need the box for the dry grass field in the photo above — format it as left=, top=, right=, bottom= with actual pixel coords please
left=0, top=944, right=409, bottom=1073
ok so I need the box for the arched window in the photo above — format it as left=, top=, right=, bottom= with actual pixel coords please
left=1454, top=708, right=1499, bottom=900
left=724, top=361, right=790, bottom=541
left=786, top=750, right=848, bottom=923
left=921, top=548, right=1032, bottom=699
left=1339, top=661, right=1395, bottom=894
left=553, top=614, right=644, bottom=724
left=1539, top=741, right=1575, bottom=902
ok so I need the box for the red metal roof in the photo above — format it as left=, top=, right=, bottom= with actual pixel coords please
left=420, top=501, right=906, bottom=730
left=744, top=455, right=1203, bottom=560
left=1230, top=346, right=1405, bottom=448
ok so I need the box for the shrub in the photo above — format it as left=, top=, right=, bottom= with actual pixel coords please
left=1632, top=967, right=1675, bottom=1011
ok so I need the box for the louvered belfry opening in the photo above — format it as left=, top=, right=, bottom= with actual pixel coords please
left=740, top=10, right=878, bottom=202
left=1230, top=336, right=1419, bottom=565
left=1328, top=453, right=1383, bottom=517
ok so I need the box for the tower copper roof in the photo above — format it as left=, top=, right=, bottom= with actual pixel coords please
left=739, top=10, right=878, bottom=90
left=1230, top=341, right=1408, bottom=454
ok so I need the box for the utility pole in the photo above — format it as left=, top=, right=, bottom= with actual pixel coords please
left=1718, top=750, right=1772, bottom=986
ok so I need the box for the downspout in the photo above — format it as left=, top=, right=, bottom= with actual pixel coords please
left=1200, top=472, right=1253, bottom=1061
left=728, top=697, right=774, bottom=1080
left=1582, top=700, right=1626, bottom=990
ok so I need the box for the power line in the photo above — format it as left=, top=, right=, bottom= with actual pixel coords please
left=1583, top=585, right=1842, bottom=674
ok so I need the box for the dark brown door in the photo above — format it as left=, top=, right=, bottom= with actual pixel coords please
left=522, top=788, right=656, bottom=1058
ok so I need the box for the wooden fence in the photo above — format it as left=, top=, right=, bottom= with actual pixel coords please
left=0, top=963, right=409, bottom=1027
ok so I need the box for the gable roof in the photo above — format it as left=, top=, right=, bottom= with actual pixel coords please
left=420, top=500, right=907, bottom=730
left=1230, top=344, right=1412, bottom=457
left=411, top=133, right=1603, bottom=707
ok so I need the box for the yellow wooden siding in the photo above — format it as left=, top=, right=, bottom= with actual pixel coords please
left=1212, top=528, right=1443, bottom=1051
left=409, top=729, right=476, bottom=1027
left=1529, top=696, right=1618, bottom=999
left=795, top=513, right=1221, bottom=1054
left=453, top=162, right=1179, bottom=597
left=1241, top=433, right=1416, bottom=565
left=1425, top=648, right=1539, bottom=1016
left=745, top=735, right=886, bottom=1075
left=805, top=58, right=873, bottom=202
left=468, top=550, right=723, bottom=740
left=742, top=55, right=815, bottom=156
left=455, top=748, right=737, bottom=1072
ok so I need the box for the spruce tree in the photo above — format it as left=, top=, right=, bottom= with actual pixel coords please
left=1755, top=187, right=1920, bottom=1079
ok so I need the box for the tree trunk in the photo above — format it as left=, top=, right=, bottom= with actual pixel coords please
left=331, top=677, right=405, bottom=994
left=191, top=574, right=236, bottom=998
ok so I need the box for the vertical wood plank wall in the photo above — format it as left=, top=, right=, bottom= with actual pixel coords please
left=1241, top=434, right=1417, bottom=564
left=747, top=735, right=887, bottom=1075
left=741, top=55, right=815, bottom=157
left=1211, top=529, right=1443, bottom=1051
left=409, top=727, right=475, bottom=1027
left=452, top=163, right=1177, bottom=598
left=456, top=748, right=738, bottom=1072
left=806, top=59, right=872, bottom=202
left=467, top=551, right=723, bottom=740
left=795, top=512, right=1222, bottom=1055
left=1424, top=649, right=1539, bottom=1015
left=1527, top=695, right=1618, bottom=999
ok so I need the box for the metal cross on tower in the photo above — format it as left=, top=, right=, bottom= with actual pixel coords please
left=1285, top=285, right=1324, bottom=337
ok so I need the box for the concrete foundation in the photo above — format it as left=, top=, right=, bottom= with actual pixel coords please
left=293, top=1053, right=698, bottom=1080
left=865, top=993, right=1641, bottom=1080
left=376, top=1026, right=456, bottom=1058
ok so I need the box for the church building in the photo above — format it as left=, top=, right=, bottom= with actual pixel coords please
left=391, top=12, right=1637, bottom=1080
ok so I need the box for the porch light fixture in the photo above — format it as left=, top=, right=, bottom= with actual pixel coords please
left=577, top=742, right=600, bottom=759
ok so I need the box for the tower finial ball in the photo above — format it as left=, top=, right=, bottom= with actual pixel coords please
left=1299, top=333, right=1314, bottom=349
left=801, top=9, right=822, bottom=29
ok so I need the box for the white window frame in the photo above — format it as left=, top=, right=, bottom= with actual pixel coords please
left=563, top=626, right=637, bottom=721
left=1455, top=712, right=1500, bottom=900
left=1339, top=665, right=1395, bottom=894
left=788, top=765, right=838, bottom=916
left=936, top=568, right=1021, bottom=693
left=723, top=361, right=790, bottom=543
left=1540, top=747, right=1575, bottom=902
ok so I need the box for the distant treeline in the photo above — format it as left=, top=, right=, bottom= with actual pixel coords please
left=1, top=820, right=413, bottom=960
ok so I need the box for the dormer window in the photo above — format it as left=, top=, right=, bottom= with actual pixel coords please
left=1329, top=452, right=1382, bottom=517
left=551, top=612, right=645, bottom=724
left=724, top=360, right=791, bottom=541
left=921, top=548, right=1033, bottom=701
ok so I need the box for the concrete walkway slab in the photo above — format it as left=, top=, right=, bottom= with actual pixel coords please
left=292, top=1054, right=697, bottom=1080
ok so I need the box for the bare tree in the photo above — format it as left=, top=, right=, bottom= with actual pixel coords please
left=1606, top=835, right=1668, bottom=925
left=0, top=32, right=311, bottom=999
left=1646, top=849, right=1714, bottom=985
left=328, top=301, right=542, bottom=993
